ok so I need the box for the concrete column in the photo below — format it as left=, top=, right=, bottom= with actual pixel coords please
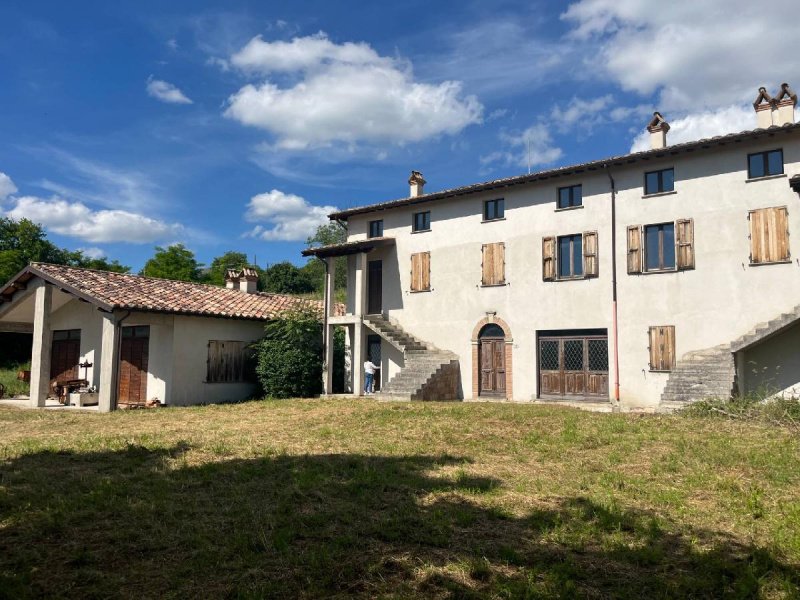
left=29, top=282, right=53, bottom=408
left=344, top=325, right=353, bottom=393
left=325, top=257, right=336, bottom=318
left=98, top=312, right=120, bottom=412
left=353, top=252, right=367, bottom=317
left=323, top=324, right=335, bottom=395
left=353, top=321, right=365, bottom=396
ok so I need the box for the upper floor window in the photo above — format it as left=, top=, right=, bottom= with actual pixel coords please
left=412, top=211, right=430, bottom=232
left=368, top=220, right=383, bottom=238
left=558, top=234, right=584, bottom=279
left=749, top=206, right=790, bottom=264
left=748, top=149, right=783, bottom=179
left=627, top=219, right=694, bottom=274
left=644, top=223, right=675, bottom=271
left=557, top=184, right=582, bottom=209
left=542, top=232, right=598, bottom=281
left=483, top=198, right=505, bottom=221
left=644, top=168, right=674, bottom=195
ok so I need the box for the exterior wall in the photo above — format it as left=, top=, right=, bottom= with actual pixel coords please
left=122, top=312, right=175, bottom=405
left=345, top=131, right=800, bottom=408
left=169, top=315, right=264, bottom=406
left=50, top=297, right=103, bottom=388
left=741, top=323, right=800, bottom=397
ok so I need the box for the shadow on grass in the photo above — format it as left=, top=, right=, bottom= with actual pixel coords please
left=0, top=445, right=797, bottom=598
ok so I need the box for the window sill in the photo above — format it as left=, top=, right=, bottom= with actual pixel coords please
left=749, top=259, right=792, bottom=267
left=410, top=289, right=432, bottom=293
left=648, top=370, right=672, bottom=374
left=480, top=283, right=508, bottom=288
left=481, top=218, right=506, bottom=224
left=642, top=267, right=678, bottom=275
left=410, top=229, right=431, bottom=234
left=745, top=173, right=786, bottom=183
left=642, top=190, right=677, bottom=199
left=555, top=205, right=584, bottom=212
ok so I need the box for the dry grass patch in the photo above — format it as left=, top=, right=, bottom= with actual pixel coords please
left=0, top=399, right=799, bottom=598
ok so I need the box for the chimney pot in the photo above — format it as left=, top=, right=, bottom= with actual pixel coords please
left=753, top=86, right=776, bottom=128
left=238, top=267, right=259, bottom=294
left=408, top=170, right=426, bottom=197
left=646, top=112, right=670, bottom=150
left=225, top=269, right=239, bottom=290
left=775, top=82, right=797, bottom=126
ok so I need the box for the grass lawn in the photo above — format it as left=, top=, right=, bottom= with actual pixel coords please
left=1, top=400, right=799, bottom=599
left=0, top=362, right=29, bottom=398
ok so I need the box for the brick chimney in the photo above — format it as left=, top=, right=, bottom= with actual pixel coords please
left=238, top=267, right=259, bottom=294
left=224, top=269, right=239, bottom=290
left=753, top=86, right=776, bottom=128
left=774, top=83, right=797, bottom=126
left=647, top=112, right=670, bottom=150
left=408, top=171, right=426, bottom=197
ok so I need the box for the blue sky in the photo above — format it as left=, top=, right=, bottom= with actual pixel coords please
left=1, top=0, right=797, bottom=271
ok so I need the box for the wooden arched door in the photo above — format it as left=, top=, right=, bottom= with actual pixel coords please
left=478, top=324, right=506, bottom=396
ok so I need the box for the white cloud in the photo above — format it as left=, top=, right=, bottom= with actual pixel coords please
left=0, top=172, right=17, bottom=200
left=243, top=189, right=336, bottom=241
left=481, top=123, right=563, bottom=171
left=78, top=247, right=105, bottom=259
left=223, top=32, right=482, bottom=150
left=561, top=0, right=800, bottom=111
left=6, top=196, right=184, bottom=243
left=166, top=38, right=178, bottom=50
left=630, top=104, right=754, bottom=152
left=146, top=76, right=193, bottom=104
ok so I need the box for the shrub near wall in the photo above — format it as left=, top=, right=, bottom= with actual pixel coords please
left=255, top=308, right=323, bottom=399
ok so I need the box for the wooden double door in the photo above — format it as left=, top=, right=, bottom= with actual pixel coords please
left=118, top=326, right=150, bottom=406
left=479, top=337, right=506, bottom=396
left=539, top=332, right=609, bottom=398
left=51, top=330, right=81, bottom=384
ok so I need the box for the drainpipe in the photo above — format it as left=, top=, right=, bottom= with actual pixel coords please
left=113, top=310, right=132, bottom=408
left=605, top=166, right=621, bottom=407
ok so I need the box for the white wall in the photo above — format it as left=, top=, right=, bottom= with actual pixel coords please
left=50, top=296, right=102, bottom=388
left=742, top=323, right=800, bottom=398
left=344, top=132, right=800, bottom=408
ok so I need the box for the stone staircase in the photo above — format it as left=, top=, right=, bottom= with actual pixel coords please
left=660, top=304, right=800, bottom=411
left=363, top=315, right=460, bottom=401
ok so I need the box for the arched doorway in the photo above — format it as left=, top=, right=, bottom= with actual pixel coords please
left=478, top=323, right=506, bottom=397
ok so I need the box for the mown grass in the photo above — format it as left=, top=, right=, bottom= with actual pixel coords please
left=1, top=399, right=799, bottom=598
left=0, top=362, right=29, bottom=398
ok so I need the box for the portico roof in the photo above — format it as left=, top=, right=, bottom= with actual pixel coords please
left=301, top=237, right=395, bottom=258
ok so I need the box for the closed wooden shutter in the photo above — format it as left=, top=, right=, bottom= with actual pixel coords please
left=410, top=252, right=430, bottom=292
left=648, top=326, right=675, bottom=371
left=207, top=340, right=249, bottom=383
left=750, top=206, right=790, bottom=264
left=482, top=243, right=505, bottom=285
left=676, top=219, right=695, bottom=270
left=627, top=226, right=642, bottom=274
left=583, top=231, right=598, bottom=277
left=542, top=236, right=555, bottom=281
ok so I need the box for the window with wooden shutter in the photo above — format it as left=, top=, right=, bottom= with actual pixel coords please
left=648, top=326, right=675, bottom=372
left=481, top=242, right=505, bottom=286
left=583, top=231, right=598, bottom=277
left=207, top=340, right=254, bottom=383
left=627, top=226, right=642, bottom=274
left=542, top=236, right=555, bottom=281
left=749, top=206, right=790, bottom=264
left=675, top=218, right=694, bottom=270
left=410, top=252, right=430, bottom=292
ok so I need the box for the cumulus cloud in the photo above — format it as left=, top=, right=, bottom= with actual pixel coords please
left=561, top=0, right=800, bottom=111
left=146, top=76, right=193, bottom=104
left=0, top=172, right=17, bottom=200
left=242, top=189, right=336, bottom=241
left=78, top=247, right=106, bottom=259
left=223, top=32, right=482, bottom=150
left=630, top=104, right=754, bottom=152
left=6, top=196, right=184, bottom=243
left=481, top=123, right=563, bottom=171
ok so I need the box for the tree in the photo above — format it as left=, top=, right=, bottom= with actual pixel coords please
left=205, top=251, right=251, bottom=286
left=303, top=222, right=347, bottom=294
left=263, top=261, right=315, bottom=294
left=254, top=308, right=323, bottom=398
left=141, top=244, right=202, bottom=281
left=78, top=256, right=130, bottom=273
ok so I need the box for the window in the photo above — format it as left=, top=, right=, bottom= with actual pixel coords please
left=628, top=219, right=694, bottom=274
left=543, top=232, right=597, bottom=281
left=53, top=329, right=81, bottom=341
left=558, top=235, right=583, bottom=278
left=748, top=149, right=783, bottom=179
left=368, top=220, right=383, bottom=238
left=481, top=242, right=505, bottom=285
left=557, top=184, right=582, bottom=209
left=644, top=168, right=674, bottom=195
left=483, top=198, right=505, bottom=221
left=648, top=326, right=675, bottom=372
left=410, top=252, right=430, bottom=292
left=538, top=329, right=609, bottom=397
left=207, top=340, right=254, bottom=383
left=412, top=211, right=430, bottom=232
left=121, top=326, right=150, bottom=338
left=749, top=206, right=790, bottom=264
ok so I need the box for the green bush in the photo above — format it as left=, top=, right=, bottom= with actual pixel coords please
left=255, top=309, right=323, bottom=399
left=681, top=392, right=800, bottom=428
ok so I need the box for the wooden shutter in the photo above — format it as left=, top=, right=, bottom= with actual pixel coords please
left=542, top=236, right=556, bottom=281
left=410, top=252, right=430, bottom=292
left=482, top=243, right=505, bottom=285
left=675, top=219, right=695, bottom=270
left=750, top=206, right=790, bottom=264
left=207, top=340, right=247, bottom=383
left=583, top=231, right=598, bottom=277
left=648, top=326, right=675, bottom=371
left=627, top=225, right=642, bottom=274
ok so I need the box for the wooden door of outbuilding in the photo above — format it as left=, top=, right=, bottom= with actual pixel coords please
left=118, top=326, right=149, bottom=407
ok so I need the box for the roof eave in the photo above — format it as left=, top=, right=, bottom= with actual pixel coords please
left=0, top=264, right=116, bottom=312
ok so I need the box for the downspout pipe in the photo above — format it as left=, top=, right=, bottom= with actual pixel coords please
left=605, top=166, right=622, bottom=407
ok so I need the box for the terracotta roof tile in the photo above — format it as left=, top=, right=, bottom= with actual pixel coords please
left=18, top=263, right=344, bottom=320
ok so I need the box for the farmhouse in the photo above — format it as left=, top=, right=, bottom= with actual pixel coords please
left=0, top=263, right=323, bottom=411
left=306, top=84, right=800, bottom=410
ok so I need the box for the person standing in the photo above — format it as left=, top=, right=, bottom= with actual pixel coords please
left=363, top=359, right=380, bottom=394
